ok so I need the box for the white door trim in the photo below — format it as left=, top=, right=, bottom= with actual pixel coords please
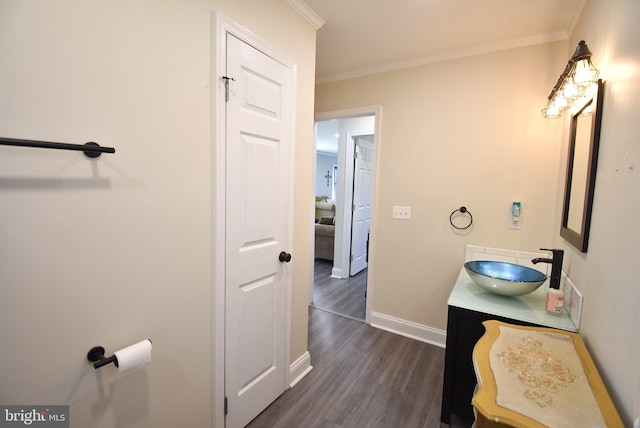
left=313, top=106, right=382, bottom=325
left=212, top=12, right=297, bottom=427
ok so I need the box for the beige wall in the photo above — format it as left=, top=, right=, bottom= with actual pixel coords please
left=0, top=1, right=315, bottom=427
left=316, top=42, right=568, bottom=330
left=550, top=0, right=640, bottom=424
left=316, top=0, right=640, bottom=423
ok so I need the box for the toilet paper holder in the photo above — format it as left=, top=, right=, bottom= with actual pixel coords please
left=87, top=346, right=119, bottom=369
left=87, top=339, right=152, bottom=370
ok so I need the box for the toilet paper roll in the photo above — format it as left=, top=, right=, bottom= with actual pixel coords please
left=114, top=339, right=152, bottom=374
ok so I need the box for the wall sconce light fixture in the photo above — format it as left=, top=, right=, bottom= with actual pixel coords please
left=542, top=41, right=600, bottom=118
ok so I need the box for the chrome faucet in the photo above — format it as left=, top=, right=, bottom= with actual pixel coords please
left=532, top=248, right=564, bottom=289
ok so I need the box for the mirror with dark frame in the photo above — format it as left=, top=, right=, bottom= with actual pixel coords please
left=560, top=79, right=604, bottom=252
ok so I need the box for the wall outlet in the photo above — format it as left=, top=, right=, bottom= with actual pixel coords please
left=392, top=206, right=411, bottom=220
left=563, top=276, right=583, bottom=328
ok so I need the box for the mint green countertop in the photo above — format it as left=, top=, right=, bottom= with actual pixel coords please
left=448, top=267, right=579, bottom=332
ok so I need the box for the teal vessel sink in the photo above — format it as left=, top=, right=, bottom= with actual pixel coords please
left=464, top=261, right=547, bottom=297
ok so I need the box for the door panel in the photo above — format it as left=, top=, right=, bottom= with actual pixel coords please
left=241, top=135, right=279, bottom=245
left=350, top=138, right=374, bottom=276
left=225, top=34, right=292, bottom=428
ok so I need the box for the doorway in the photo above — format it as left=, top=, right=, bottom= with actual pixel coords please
left=311, top=107, right=380, bottom=323
left=212, top=13, right=295, bottom=428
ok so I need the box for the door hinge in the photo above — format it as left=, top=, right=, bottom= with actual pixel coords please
left=222, top=76, right=235, bottom=102
left=352, top=204, right=356, bottom=212
left=224, top=397, right=228, bottom=415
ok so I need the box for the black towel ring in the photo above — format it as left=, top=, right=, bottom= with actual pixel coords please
left=450, top=206, right=473, bottom=230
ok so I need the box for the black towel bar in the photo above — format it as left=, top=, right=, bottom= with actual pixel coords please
left=0, top=137, right=115, bottom=158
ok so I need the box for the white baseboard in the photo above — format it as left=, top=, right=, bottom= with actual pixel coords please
left=330, top=266, right=345, bottom=278
left=288, top=351, right=313, bottom=388
left=370, top=311, right=446, bottom=348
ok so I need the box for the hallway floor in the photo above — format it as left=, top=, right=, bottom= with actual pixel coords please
left=246, top=307, right=473, bottom=428
left=311, top=259, right=367, bottom=321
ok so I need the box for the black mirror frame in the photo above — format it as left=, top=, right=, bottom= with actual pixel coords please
left=560, top=79, right=604, bottom=252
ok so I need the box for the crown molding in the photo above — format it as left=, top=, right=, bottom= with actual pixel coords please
left=285, top=0, right=325, bottom=30
left=316, top=31, right=569, bottom=85
left=566, top=0, right=588, bottom=35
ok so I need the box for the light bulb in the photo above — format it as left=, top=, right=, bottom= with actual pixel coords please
left=542, top=100, right=563, bottom=118
left=572, top=58, right=599, bottom=87
left=561, top=79, right=584, bottom=100
left=552, top=94, right=569, bottom=109
left=542, top=107, right=562, bottom=118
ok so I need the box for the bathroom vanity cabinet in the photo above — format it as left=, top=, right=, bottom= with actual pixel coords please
left=471, top=320, right=623, bottom=427
left=440, top=268, right=578, bottom=425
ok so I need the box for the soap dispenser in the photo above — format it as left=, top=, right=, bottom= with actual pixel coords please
left=532, top=248, right=565, bottom=314
left=546, top=280, right=564, bottom=314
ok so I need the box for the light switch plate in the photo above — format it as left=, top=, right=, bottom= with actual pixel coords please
left=392, top=206, right=411, bottom=220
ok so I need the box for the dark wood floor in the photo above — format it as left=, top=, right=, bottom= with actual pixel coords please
left=246, top=307, right=472, bottom=428
left=311, top=259, right=367, bottom=321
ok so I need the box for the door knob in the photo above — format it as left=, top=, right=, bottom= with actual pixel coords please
left=279, top=251, right=292, bottom=263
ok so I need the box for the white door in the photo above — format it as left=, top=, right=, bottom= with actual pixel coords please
left=225, top=34, right=293, bottom=428
left=350, top=137, right=374, bottom=276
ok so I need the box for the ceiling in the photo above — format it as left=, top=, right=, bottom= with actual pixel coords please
left=308, top=0, right=586, bottom=155
left=305, top=0, right=586, bottom=84
left=315, top=119, right=340, bottom=155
